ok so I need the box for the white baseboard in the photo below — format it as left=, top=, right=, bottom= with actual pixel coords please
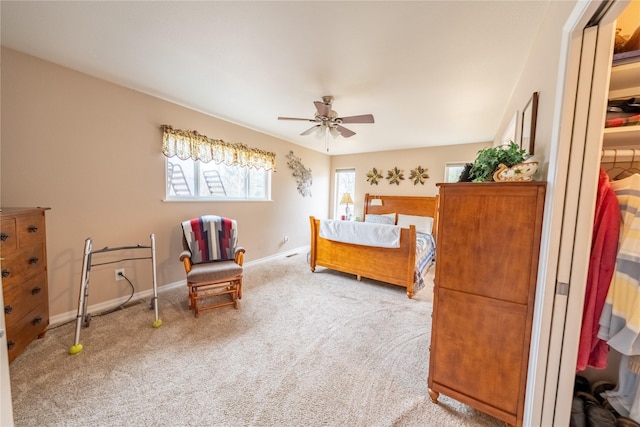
left=49, top=245, right=310, bottom=327
left=244, top=245, right=309, bottom=266
left=49, top=279, right=185, bottom=327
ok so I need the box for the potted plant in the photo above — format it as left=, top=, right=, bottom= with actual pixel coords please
left=461, top=141, right=536, bottom=182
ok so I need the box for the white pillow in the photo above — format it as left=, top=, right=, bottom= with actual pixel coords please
left=365, top=213, right=396, bottom=225
left=397, top=214, right=433, bottom=234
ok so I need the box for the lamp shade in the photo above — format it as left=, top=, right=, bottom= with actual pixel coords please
left=340, top=193, right=353, bottom=204
left=329, top=126, right=341, bottom=138
left=315, top=124, right=326, bottom=139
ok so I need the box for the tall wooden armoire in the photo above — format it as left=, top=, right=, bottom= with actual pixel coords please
left=428, top=182, right=546, bottom=427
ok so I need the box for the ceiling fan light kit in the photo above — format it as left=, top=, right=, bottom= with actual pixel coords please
left=278, top=95, right=375, bottom=144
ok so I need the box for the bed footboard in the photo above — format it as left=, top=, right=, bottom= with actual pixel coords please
left=309, top=216, right=417, bottom=298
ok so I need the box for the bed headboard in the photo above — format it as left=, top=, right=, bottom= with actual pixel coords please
left=363, top=193, right=439, bottom=239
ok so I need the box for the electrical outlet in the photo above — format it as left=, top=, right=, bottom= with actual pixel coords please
left=283, top=236, right=289, bottom=243
left=115, top=268, right=125, bottom=281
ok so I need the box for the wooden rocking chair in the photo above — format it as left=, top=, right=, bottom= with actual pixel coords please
left=179, top=216, right=245, bottom=317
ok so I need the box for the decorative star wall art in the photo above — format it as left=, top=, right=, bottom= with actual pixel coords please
left=386, top=167, right=405, bottom=185
left=409, top=166, right=430, bottom=185
left=367, top=165, right=431, bottom=186
left=366, top=167, right=383, bottom=185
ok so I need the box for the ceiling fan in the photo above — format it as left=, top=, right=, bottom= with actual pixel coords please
left=278, top=96, right=374, bottom=138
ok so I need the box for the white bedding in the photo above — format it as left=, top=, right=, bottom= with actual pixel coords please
left=319, top=219, right=401, bottom=248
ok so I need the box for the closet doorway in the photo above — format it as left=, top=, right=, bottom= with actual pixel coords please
left=541, top=1, right=639, bottom=425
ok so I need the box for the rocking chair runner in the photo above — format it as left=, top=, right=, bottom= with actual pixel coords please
left=179, top=216, right=245, bottom=317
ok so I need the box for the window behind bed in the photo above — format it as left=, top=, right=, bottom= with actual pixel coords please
left=444, top=162, right=469, bottom=183
left=334, top=168, right=355, bottom=220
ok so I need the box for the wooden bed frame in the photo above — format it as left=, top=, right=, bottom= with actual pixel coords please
left=309, top=193, right=439, bottom=298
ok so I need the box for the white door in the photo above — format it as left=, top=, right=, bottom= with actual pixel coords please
left=538, top=1, right=628, bottom=425
left=0, top=270, right=15, bottom=426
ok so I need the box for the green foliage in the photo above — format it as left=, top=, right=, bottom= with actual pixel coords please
left=458, top=163, right=473, bottom=182
left=468, top=142, right=528, bottom=182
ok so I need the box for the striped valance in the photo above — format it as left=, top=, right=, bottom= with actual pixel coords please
left=161, top=125, right=276, bottom=171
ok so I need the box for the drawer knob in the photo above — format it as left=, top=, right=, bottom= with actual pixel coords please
left=0, top=232, right=8, bottom=241
left=1, top=269, right=10, bottom=278
left=28, top=225, right=38, bottom=233
left=28, top=257, right=39, bottom=265
left=32, top=316, right=42, bottom=326
left=31, top=287, right=42, bottom=295
left=4, top=305, right=12, bottom=314
left=7, top=341, right=15, bottom=350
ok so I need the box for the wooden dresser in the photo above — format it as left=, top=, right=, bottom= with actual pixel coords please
left=1, top=207, right=50, bottom=363
left=428, top=182, right=545, bottom=427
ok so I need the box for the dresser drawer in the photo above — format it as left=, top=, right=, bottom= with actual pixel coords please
left=1, top=207, right=50, bottom=363
left=1, top=243, right=46, bottom=286
left=0, top=218, right=17, bottom=253
left=16, top=213, right=46, bottom=247
left=6, top=304, right=49, bottom=362
left=3, top=271, right=48, bottom=323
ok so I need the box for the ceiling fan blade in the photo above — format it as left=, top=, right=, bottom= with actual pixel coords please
left=301, top=125, right=321, bottom=136
left=278, top=116, right=316, bottom=122
left=314, top=101, right=330, bottom=117
left=336, top=125, right=356, bottom=138
left=339, top=114, right=375, bottom=124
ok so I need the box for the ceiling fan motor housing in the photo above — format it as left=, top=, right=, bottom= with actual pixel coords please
left=315, top=109, right=339, bottom=124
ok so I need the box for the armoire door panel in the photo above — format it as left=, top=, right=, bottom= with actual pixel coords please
left=430, top=288, right=527, bottom=415
left=436, top=185, right=542, bottom=304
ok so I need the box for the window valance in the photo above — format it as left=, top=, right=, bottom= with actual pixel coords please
left=161, top=125, right=276, bottom=171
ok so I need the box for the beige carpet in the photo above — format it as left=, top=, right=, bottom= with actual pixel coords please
left=9, top=252, right=503, bottom=427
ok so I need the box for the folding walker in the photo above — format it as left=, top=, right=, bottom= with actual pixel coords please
left=69, top=234, right=162, bottom=354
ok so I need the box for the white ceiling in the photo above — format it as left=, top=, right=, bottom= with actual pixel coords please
left=0, top=1, right=551, bottom=155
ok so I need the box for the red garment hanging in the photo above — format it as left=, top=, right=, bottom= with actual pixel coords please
left=577, top=168, right=621, bottom=371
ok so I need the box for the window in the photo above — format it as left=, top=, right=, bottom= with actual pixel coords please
left=161, top=125, right=274, bottom=201
left=166, top=157, right=270, bottom=200
left=335, top=169, right=355, bottom=219
left=444, top=162, right=468, bottom=183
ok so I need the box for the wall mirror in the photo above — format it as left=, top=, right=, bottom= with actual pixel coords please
left=520, top=91, right=539, bottom=156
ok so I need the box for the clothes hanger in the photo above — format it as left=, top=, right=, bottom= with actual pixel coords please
left=604, top=150, right=624, bottom=178
left=614, top=150, right=640, bottom=180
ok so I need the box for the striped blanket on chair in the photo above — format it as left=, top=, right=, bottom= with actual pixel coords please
left=181, top=216, right=238, bottom=264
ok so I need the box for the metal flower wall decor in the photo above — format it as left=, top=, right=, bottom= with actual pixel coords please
left=367, top=165, right=430, bottom=186
left=386, top=167, right=405, bottom=185
left=366, top=167, right=383, bottom=185
left=286, top=150, right=312, bottom=197
left=409, top=166, right=430, bottom=185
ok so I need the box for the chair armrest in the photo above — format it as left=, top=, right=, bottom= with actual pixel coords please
left=179, top=250, right=192, bottom=262
left=179, top=250, right=193, bottom=273
left=235, top=247, right=246, bottom=266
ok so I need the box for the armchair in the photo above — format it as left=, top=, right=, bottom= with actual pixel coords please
left=180, top=216, right=245, bottom=317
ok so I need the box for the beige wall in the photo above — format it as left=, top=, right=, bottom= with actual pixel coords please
left=1, top=47, right=331, bottom=318
left=493, top=0, right=577, bottom=179
left=330, top=142, right=489, bottom=218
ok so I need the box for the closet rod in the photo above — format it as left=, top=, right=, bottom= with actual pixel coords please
left=600, top=149, right=640, bottom=163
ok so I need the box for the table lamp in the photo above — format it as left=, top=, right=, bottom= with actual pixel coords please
left=340, top=193, right=353, bottom=220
